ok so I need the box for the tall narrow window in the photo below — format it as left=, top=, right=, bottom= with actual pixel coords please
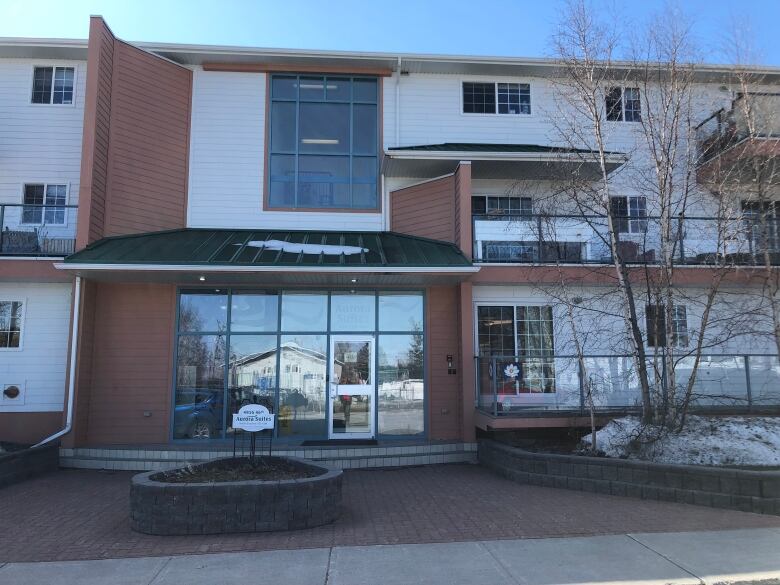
left=31, top=67, right=74, bottom=104
left=646, top=304, right=688, bottom=348
left=269, top=75, right=378, bottom=210
left=0, top=301, right=23, bottom=349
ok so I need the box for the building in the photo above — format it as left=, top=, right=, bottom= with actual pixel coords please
left=1, top=17, right=778, bottom=469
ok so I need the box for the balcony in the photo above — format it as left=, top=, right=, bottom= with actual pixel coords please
left=0, top=204, right=78, bottom=257
left=475, top=353, right=780, bottom=415
left=472, top=213, right=780, bottom=266
left=696, top=93, right=780, bottom=178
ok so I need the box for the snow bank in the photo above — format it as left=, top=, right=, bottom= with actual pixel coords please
left=582, top=415, right=780, bottom=467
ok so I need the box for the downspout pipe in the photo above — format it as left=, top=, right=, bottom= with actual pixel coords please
left=33, top=275, right=82, bottom=447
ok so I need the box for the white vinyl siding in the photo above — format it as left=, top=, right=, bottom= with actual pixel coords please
left=187, top=68, right=383, bottom=231
left=0, top=283, right=71, bottom=412
left=0, top=59, right=85, bottom=215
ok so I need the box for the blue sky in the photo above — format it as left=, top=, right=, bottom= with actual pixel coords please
left=1, top=0, right=778, bottom=65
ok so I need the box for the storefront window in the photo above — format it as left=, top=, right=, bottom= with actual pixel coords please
left=278, top=334, right=327, bottom=437
left=378, top=334, right=424, bottom=435
left=173, top=334, right=226, bottom=440
left=477, top=304, right=556, bottom=393
left=179, top=291, right=228, bottom=332
left=379, top=293, right=423, bottom=331
left=330, top=292, right=375, bottom=331
left=227, top=334, right=277, bottom=435
left=173, top=289, right=425, bottom=441
left=230, top=291, right=278, bottom=332
left=281, top=292, right=327, bottom=331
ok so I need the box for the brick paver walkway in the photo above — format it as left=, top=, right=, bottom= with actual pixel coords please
left=1, top=465, right=780, bottom=562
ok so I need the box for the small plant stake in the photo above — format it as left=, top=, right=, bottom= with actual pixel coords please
left=232, top=404, right=276, bottom=462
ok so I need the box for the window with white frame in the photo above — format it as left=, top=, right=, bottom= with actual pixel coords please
left=0, top=301, right=23, bottom=349
left=472, top=195, right=533, bottom=216
left=477, top=304, right=555, bottom=393
left=610, top=195, right=647, bottom=234
left=21, top=184, right=67, bottom=225
left=463, top=82, right=531, bottom=115
left=606, top=87, right=641, bottom=122
left=31, top=66, right=75, bottom=105
left=646, top=304, right=688, bottom=348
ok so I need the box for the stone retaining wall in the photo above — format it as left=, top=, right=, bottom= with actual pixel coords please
left=479, top=439, right=780, bottom=516
left=0, top=443, right=59, bottom=489
left=130, top=457, right=342, bottom=535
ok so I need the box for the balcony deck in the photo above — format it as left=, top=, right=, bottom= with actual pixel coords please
left=1, top=204, right=78, bottom=257
left=472, top=213, right=780, bottom=266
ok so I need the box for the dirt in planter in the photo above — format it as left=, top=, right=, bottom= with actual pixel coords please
left=156, top=457, right=323, bottom=483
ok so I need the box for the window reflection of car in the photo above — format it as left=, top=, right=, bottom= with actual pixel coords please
left=174, top=389, right=223, bottom=439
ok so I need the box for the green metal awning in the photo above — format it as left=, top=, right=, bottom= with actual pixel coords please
left=383, top=142, right=626, bottom=180
left=57, top=229, right=477, bottom=285
left=387, top=142, right=622, bottom=155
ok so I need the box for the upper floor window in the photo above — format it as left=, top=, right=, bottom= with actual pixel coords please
left=646, top=304, right=688, bottom=348
left=31, top=67, right=74, bottom=105
left=22, top=183, right=67, bottom=225
left=463, top=82, right=531, bottom=115
left=0, top=301, right=23, bottom=349
left=606, top=87, right=641, bottom=122
left=610, top=195, right=646, bottom=234
left=268, top=74, right=378, bottom=210
left=472, top=195, right=533, bottom=217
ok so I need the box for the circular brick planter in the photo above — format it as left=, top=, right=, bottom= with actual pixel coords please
left=130, top=457, right=342, bottom=535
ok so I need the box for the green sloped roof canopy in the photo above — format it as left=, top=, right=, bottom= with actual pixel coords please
left=64, top=229, right=473, bottom=269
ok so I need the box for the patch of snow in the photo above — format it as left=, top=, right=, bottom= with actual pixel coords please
left=582, top=415, right=780, bottom=467
left=240, top=240, right=368, bottom=255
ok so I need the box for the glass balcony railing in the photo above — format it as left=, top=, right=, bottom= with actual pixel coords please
left=0, top=203, right=78, bottom=257
left=475, top=353, right=780, bottom=415
left=472, top=213, right=780, bottom=265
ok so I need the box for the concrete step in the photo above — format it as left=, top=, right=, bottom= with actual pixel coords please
left=59, top=442, right=477, bottom=471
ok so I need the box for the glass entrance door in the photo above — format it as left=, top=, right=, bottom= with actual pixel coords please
left=329, top=336, right=374, bottom=439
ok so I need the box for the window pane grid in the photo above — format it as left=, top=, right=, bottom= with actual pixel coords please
left=22, top=184, right=44, bottom=224
left=497, top=83, right=530, bottom=114
left=270, top=74, right=378, bottom=209
left=31, top=66, right=74, bottom=104
left=463, top=82, right=496, bottom=114
left=0, top=301, right=22, bottom=349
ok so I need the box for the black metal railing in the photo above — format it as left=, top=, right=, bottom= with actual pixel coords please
left=474, top=353, right=780, bottom=415
left=472, top=213, right=780, bottom=266
left=0, top=203, right=78, bottom=256
left=696, top=93, right=780, bottom=163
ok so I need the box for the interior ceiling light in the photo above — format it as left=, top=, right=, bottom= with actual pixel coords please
left=199, top=275, right=206, bottom=281
left=301, top=138, right=339, bottom=145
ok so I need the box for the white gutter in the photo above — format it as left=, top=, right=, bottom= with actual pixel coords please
left=55, top=264, right=481, bottom=274
left=33, top=275, right=81, bottom=447
left=395, top=57, right=401, bottom=147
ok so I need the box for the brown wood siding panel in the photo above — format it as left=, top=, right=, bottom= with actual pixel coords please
left=84, top=283, right=175, bottom=445
left=426, top=286, right=461, bottom=440
left=390, top=176, right=456, bottom=243
left=76, top=18, right=114, bottom=249
left=0, top=412, right=63, bottom=444
left=103, top=41, right=191, bottom=237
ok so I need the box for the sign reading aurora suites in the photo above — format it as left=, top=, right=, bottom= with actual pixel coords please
left=232, top=404, right=275, bottom=432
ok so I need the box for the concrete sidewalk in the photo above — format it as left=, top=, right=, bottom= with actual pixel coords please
left=2, top=527, right=780, bottom=585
